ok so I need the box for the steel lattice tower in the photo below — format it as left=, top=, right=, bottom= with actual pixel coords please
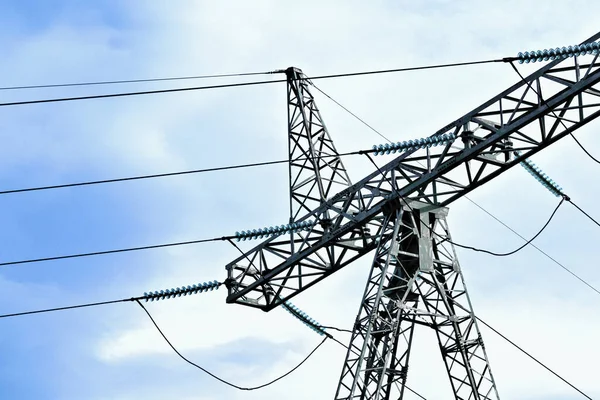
left=286, top=67, right=353, bottom=224
left=334, top=202, right=497, bottom=399
left=225, top=31, right=600, bottom=398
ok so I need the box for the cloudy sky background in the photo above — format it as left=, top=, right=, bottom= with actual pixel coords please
left=0, top=1, right=599, bottom=399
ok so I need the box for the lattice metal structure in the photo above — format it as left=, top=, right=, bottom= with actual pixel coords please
left=334, top=202, right=497, bottom=399
left=224, top=30, right=600, bottom=398
left=286, top=67, right=353, bottom=223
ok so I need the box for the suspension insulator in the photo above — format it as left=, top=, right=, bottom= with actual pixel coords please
left=517, top=42, right=600, bottom=64
left=282, top=300, right=327, bottom=336
left=372, top=133, right=456, bottom=156
left=235, top=220, right=313, bottom=241
left=514, top=151, right=564, bottom=197
left=143, top=280, right=221, bottom=302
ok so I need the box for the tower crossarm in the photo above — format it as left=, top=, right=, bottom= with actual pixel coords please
left=225, top=31, right=600, bottom=311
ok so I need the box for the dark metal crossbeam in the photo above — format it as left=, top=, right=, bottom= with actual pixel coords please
left=225, top=31, right=600, bottom=312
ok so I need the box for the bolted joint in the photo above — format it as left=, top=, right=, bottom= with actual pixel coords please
left=382, top=197, right=402, bottom=217
left=460, top=130, right=474, bottom=149
left=223, top=277, right=237, bottom=290
left=319, top=217, right=334, bottom=231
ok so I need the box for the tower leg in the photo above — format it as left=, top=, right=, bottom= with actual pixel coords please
left=334, top=202, right=499, bottom=399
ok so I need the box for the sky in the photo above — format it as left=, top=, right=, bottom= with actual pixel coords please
left=0, top=1, right=599, bottom=399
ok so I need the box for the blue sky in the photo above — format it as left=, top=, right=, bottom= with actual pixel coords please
left=0, top=1, right=599, bottom=399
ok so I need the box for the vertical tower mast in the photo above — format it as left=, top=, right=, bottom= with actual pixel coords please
left=335, top=201, right=499, bottom=399
left=286, top=67, right=353, bottom=224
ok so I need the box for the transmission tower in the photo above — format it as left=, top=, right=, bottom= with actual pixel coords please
left=225, top=31, right=600, bottom=398
left=334, top=203, right=497, bottom=399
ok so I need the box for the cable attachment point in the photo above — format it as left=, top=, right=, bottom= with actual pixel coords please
left=514, top=151, right=564, bottom=197
left=516, top=42, right=600, bottom=64
left=282, top=300, right=328, bottom=336
left=235, top=220, right=313, bottom=241
left=143, top=280, right=221, bottom=302
left=372, top=133, right=456, bottom=156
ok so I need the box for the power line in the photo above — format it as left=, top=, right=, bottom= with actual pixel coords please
left=476, top=316, right=593, bottom=399
left=0, top=58, right=505, bottom=92
left=0, top=279, right=300, bottom=326
left=8, top=189, right=563, bottom=268
left=464, top=196, right=600, bottom=297
left=0, top=298, right=135, bottom=319
left=307, top=58, right=509, bottom=81
left=0, top=61, right=509, bottom=194
left=0, top=58, right=507, bottom=108
left=405, top=385, right=428, bottom=400
left=448, top=197, right=565, bottom=256
left=317, top=325, right=353, bottom=334
left=0, top=71, right=275, bottom=91
left=311, top=84, right=393, bottom=143
left=0, top=151, right=364, bottom=196
left=0, top=78, right=286, bottom=107
left=569, top=198, right=600, bottom=229
left=2, top=59, right=507, bottom=94
left=569, top=134, right=600, bottom=164
left=0, top=236, right=227, bottom=267
left=0, top=280, right=223, bottom=319
left=136, top=299, right=327, bottom=391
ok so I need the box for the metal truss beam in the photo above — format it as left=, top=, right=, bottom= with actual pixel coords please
left=225, top=31, right=600, bottom=311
